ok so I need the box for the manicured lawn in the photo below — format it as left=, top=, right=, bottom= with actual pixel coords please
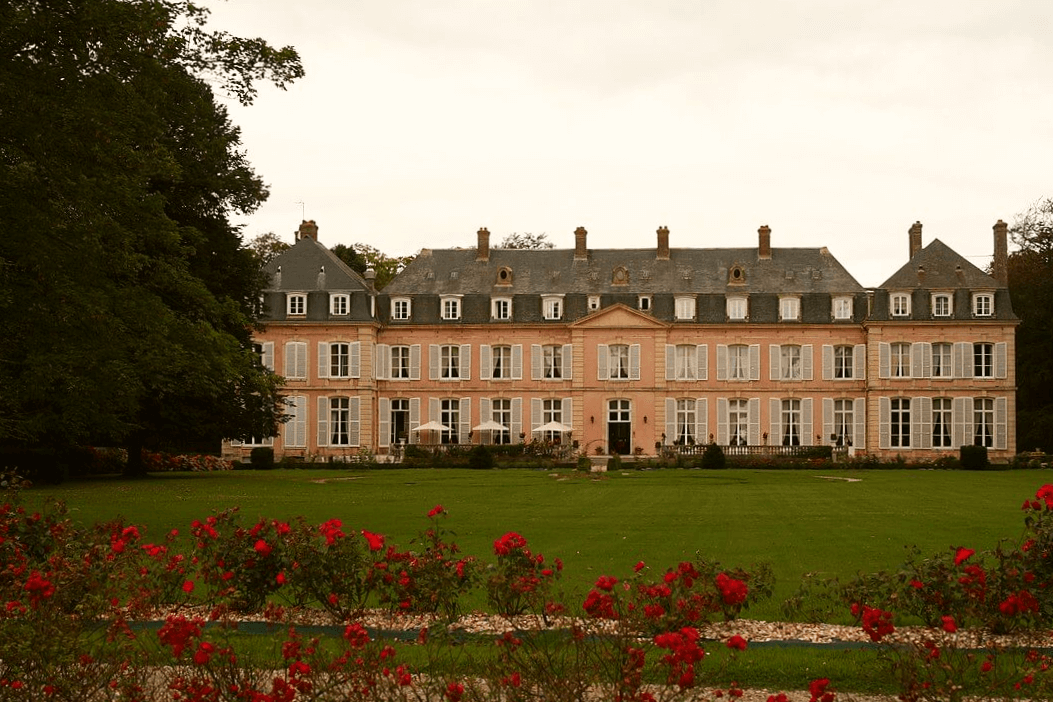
left=25, top=467, right=1047, bottom=620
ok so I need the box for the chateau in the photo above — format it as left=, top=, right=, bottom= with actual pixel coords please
left=231, top=219, right=1017, bottom=462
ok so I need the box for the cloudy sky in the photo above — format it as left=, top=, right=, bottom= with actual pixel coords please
left=207, top=0, right=1052, bottom=287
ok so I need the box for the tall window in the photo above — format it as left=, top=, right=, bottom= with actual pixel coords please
left=779, top=297, right=800, bottom=321
left=727, top=296, right=748, bottom=320
left=329, top=397, right=351, bottom=446
left=832, top=296, right=853, bottom=320
left=542, top=399, right=563, bottom=442
left=728, top=399, right=749, bottom=446
left=891, top=293, right=910, bottom=317
left=392, top=298, right=411, bottom=320
left=974, top=343, right=994, bottom=378
left=891, top=343, right=911, bottom=378
left=728, top=345, right=749, bottom=381
left=833, top=399, right=854, bottom=447
left=834, top=345, right=854, bottom=379
left=391, top=346, right=411, bottom=379
left=330, top=294, right=349, bottom=316
left=390, top=399, right=409, bottom=446
left=284, top=341, right=307, bottom=380
left=543, top=297, right=563, bottom=320
left=543, top=345, right=563, bottom=379
left=490, top=399, right=511, bottom=445
left=781, top=399, right=801, bottom=446
left=608, top=345, right=630, bottom=379
left=327, top=343, right=349, bottom=378
left=440, top=345, right=461, bottom=379
left=287, top=293, right=306, bottom=316
left=974, top=398, right=994, bottom=447
left=491, top=345, right=512, bottom=379
left=890, top=398, right=910, bottom=448
left=440, top=399, right=459, bottom=444
left=931, top=343, right=952, bottom=378
left=932, top=398, right=952, bottom=448
left=673, top=399, right=696, bottom=445
left=932, top=293, right=951, bottom=317
left=441, top=297, right=461, bottom=320
left=674, top=345, right=697, bottom=380
left=492, top=298, right=511, bottom=320
left=780, top=345, right=802, bottom=380
left=675, top=297, right=696, bottom=320
left=973, top=293, right=993, bottom=317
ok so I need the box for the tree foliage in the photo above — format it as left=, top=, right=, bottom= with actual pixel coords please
left=0, top=0, right=303, bottom=472
left=331, top=243, right=415, bottom=290
left=249, top=232, right=292, bottom=266
left=1008, top=197, right=1053, bottom=451
left=498, top=232, right=554, bottom=249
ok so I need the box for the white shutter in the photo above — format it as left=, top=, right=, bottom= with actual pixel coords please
left=801, top=398, right=813, bottom=445
left=317, top=396, right=329, bottom=447
left=261, top=342, right=274, bottom=371
left=511, top=398, right=523, bottom=442
left=531, top=345, right=543, bottom=380
left=952, top=397, right=971, bottom=448
left=665, top=398, right=677, bottom=444
left=953, top=343, right=971, bottom=379
left=284, top=342, right=302, bottom=378
left=716, top=398, right=729, bottom=445
left=697, top=345, right=708, bottom=381
left=665, top=345, right=676, bottom=381
left=410, top=345, right=421, bottom=380
left=995, top=396, right=1008, bottom=450
left=349, top=397, right=361, bottom=446
left=562, top=344, right=573, bottom=380
left=822, top=345, right=834, bottom=381
left=695, top=398, right=708, bottom=444
left=318, top=342, right=329, bottom=379
left=460, top=345, right=471, bottom=380
left=378, top=397, right=390, bottom=448
left=409, top=398, right=421, bottom=444
left=748, top=398, right=761, bottom=445
left=716, top=345, right=728, bottom=380
left=480, top=397, right=491, bottom=423
left=915, top=396, right=932, bottom=449
left=749, top=345, right=761, bottom=381
left=429, top=345, right=439, bottom=381
left=853, top=398, right=866, bottom=449
left=879, top=343, right=890, bottom=379
left=350, top=342, right=361, bottom=379
left=375, top=344, right=390, bottom=380
left=769, top=345, right=781, bottom=381
left=629, top=344, right=641, bottom=381
left=769, top=398, right=781, bottom=444
left=480, top=345, right=492, bottom=381
left=459, top=398, right=470, bottom=444
left=429, top=397, right=440, bottom=425
left=531, top=398, right=542, bottom=433
left=911, top=343, right=928, bottom=379
left=512, top=345, right=523, bottom=380
left=822, top=398, right=834, bottom=442
left=854, top=344, right=867, bottom=380
left=995, top=342, right=1008, bottom=379
left=284, top=395, right=306, bottom=448
left=597, top=344, right=609, bottom=380
left=878, top=397, right=891, bottom=449
left=562, top=398, right=573, bottom=432
left=802, top=345, right=813, bottom=381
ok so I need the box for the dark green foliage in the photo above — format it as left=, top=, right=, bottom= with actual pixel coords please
left=468, top=444, right=494, bottom=470
left=700, top=442, right=726, bottom=470
left=960, top=445, right=990, bottom=470
left=249, top=447, right=275, bottom=470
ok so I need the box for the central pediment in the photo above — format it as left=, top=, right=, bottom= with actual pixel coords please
left=571, top=303, right=669, bottom=329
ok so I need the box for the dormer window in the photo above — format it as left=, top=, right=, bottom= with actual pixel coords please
left=612, top=267, right=629, bottom=285
left=779, top=296, right=800, bottom=321
left=588, top=295, right=601, bottom=312
left=441, top=296, right=462, bottom=320
left=931, top=292, right=952, bottom=317
left=728, top=265, right=746, bottom=285
left=496, top=267, right=513, bottom=285
left=287, top=293, right=306, bottom=316
left=543, top=295, right=563, bottom=320
left=330, top=293, right=349, bottom=316
left=973, top=292, right=994, bottom=317
left=674, top=296, right=696, bottom=321
left=491, top=297, right=512, bottom=320
left=890, top=292, right=911, bottom=318
left=832, top=296, right=853, bottom=320
left=392, top=297, right=411, bottom=320
left=638, top=295, right=652, bottom=312
left=726, top=296, right=748, bottom=321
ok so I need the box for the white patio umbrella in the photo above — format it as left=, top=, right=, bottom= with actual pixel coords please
left=472, top=419, right=509, bottom=445
left=533, top=421, right=573, bottom=434
left=411, top=421, right=450, bottom=443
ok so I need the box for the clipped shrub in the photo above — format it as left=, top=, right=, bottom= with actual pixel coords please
left=576, top=455, right=592, bottom=472
left=960, top=444, right=989, bottom=470
left=701, top=442, right=726, bottom=470
left=606, top=453, right=622, bottom=471
left=468, top=444, right=494, bottom=470
left=249, top=446, right=275, bottom=470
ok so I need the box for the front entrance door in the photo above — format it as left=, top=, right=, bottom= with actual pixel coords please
left=608, top=399, right=631, bottom=455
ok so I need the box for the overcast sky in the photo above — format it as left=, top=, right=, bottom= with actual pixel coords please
left=207, top=0, right=1052, bottom=287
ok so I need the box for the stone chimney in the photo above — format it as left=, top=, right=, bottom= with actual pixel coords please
left=476, top=227, right=490, bottom=262
left=574, top=226, right=588, bottom=260
left=296, top=220, right=319, bottom=242
left=656, top=226, right=670, bottom=260
left=992, top=219, right=1008, bottom=285
left=908, top=221, right=923, bottom=260
left=758, top=225, right=771, bottom=260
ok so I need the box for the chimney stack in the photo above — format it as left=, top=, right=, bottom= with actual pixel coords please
left=758, top=225, right=771, bottom=260
left=476, top=227, right=490, bottom=262
left=908, top=221, right=923, bottom=260
left=574, top=226, right=588, bottom=260
left=296, top=220, right=319, bottom=242
left=992, top=219, right=1008, bottom=285
left=656, top=226, right=670, bottom=260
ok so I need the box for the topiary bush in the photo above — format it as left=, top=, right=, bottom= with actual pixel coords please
left=249, top=446, right=275, bottom=470
left=468, top=444, right=494, bottom=470
left=700, top=442, right=726, bottom=470
left=960, top=444, right=989, bottom=470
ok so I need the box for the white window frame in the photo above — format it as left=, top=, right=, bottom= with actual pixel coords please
left=931, top=343, right=953, bottom=379
left=727, top=296, right=748, bottom=320
left=391, top=345, right=411, bottom=380
left=330, top=293, right=350, bottom=316
left=598, top=343, right=641, bottom=381
left=779, top=296, right=800, bottom=322
left=931, top=292, right=952, bottom=318
left=972, top=292, right=993, bottom=317
left=440, top=345, right=461, bottom=379
left=891, top=292, right=911, bottom=318
left=287, top=293, right=306, bottom=316
left=491, top=297, right=512, bottom=321
left=543, top=295, right=564, bottom=321
left=489, top=345, right=513, bottom=379
left=974, top=342, right=994, bottom=379
left=832, top=296, right=853, bottom=320
left=441, top=296, right=462, bottom=321
left=891, top=342, right=911, bottom=378
left=588, top=295, right=601, bottom=312
left=727, top=398, right=750, bottom=446
left=973, top=398, right=995, bottom=447
left=638, top=295, right=652, bottom=312
left=932, top=397, right=953, bottom=448
left=392, top=297, right=411, bottom=320
left=674, top=296, right=696, bottom=321
left=834, top=345, right=853, bottom=379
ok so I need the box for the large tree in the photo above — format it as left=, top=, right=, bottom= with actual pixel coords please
left=0, top=1, right=303, bottom=473
left=498, top=232, right=554, bottom=249
left=1008, top=197, right=1053, bottom=452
